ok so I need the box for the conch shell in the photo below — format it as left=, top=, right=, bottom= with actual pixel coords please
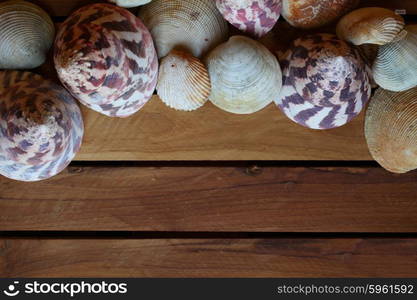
left=0, top=0, right=55, bottom=69
left=139, top=0, right=229, bottom=58
left=365, top=87, right=417, bottom=174
left=205, top=35, right=282, bottom=114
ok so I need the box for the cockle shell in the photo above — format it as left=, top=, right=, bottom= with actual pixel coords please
left=139, top=0, right=229, bottom=58
left=365, top=87, right=417, bottom=174
left=276, top=34, right=371, bottom=130
left=109, top=0, right=152, bottom=8
left=0, top=71, right=84, bottom=182
left=0, top=0, right=55, bottom=69
left=215, top=0, right=282, bottom=38
left=54, top=4, right=158, bottom=118
left=205, top=35, right=282, bottom=114
left=337, top=7, right=406, bottom=46
left=157, top=50, right=211, bottom=111
left=281, top=0, right=359, bottom=29
left=373, top=25, right=417, bottom=92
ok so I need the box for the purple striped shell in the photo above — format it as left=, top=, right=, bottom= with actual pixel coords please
left=54, top=4, right=158, bottom=118
left=216, top=0, right=281, bottom=38
left=0, top=71, right=84, bottom=182
left=276, top=34, right=371, bottom=130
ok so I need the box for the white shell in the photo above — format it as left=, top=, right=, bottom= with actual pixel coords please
left=365, top=87, right=417, bottom=173
left=139, top=0, right=229, bottom=58
left=157, top=50, right=210, bottom=111
left=205, top=35, right=282, bottom=114
left=0, top=0, right=55, bottom=69
left=337, top=7, right=406, bottom=46
left=373, top=25, right=417, bottom=92
left=109, top=0, right=152, bottom=8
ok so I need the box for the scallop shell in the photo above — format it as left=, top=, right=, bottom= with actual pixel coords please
left=215, top=0, right=282, bottom=38
left=365, top=87, right=417, bottom=173
left=281, top=0, right=359, bottom=29
left=0, top=71, right=84, bottom=182
left=139, top=0, right=229, bottom=58
left=54, top=3, right=158, bottom=118
left=336, top=7, right=406, bottom=46
left=372, top=25, right=417, bottom=92
left=109, top=0, right=152, bottom=8
left=157, top=50, right=211, bottom=111
left=0, top=0, right=55, bottom=69
left=205, top=35, right=282, bottom=114
left=276, top=34, right=371, bottom=130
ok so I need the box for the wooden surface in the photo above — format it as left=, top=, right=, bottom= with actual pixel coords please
left=1, top=165, right=417, bottom=232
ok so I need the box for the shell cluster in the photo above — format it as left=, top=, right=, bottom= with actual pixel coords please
left=0, top=0, right=55, bottom=69
left=54, top=3, right=158, bottom=118
left=0, top=71, right=84, bottom=182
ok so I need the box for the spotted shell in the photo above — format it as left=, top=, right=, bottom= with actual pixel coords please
left=54, top=3, right=158, bottom=118
left=0, top=0, right=55, bottom=69
left=0, top=71, right=84, bottom=182
left=337, top=7, right=406, bottom=46
left=109, top=0, right=152, bottom=8
left=215, top=0, right=282, bottom=38
left=281, top=0, right=359, bottom=29
left=365, top=87, right=417, bottom=173
left=276, top=34, right=371, bottom=130
left=157, top=50, right=211, bottom=111
left=373, top=25, right=417, bottom=92
left=206, top=35, right=282, bottom=114
left=139, top=0, right=229, bottom=58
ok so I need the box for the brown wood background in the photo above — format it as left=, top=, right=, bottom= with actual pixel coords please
left=1, top=0, right=417, bottom=278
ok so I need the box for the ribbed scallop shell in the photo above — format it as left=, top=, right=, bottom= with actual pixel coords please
left=373, top=25, right=417, bottom=92
left=54, top=3, right=158, bottom=118
left=276, top=34, right=371, bottom=130
left=337, top=7, right=406, bottom=46
left=157, top=50, right=211, bottom=111
left=0, top=0, right=55, bottom=69
left=139, top=0, right=229, bottom=58
left=215, top=0, right=282, bottom=38
left=365, top=87, right=417, bottom=173
left=281, top=0, right=359, bottom=29
left=205, top=35, right=282, bottom=114
left=0, top=71, right=84, bottom=182
left=109, top=0, right=152, bottom=8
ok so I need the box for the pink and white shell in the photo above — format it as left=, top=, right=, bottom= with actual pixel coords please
left=54, top=3, right=158, bottom=118
left=216, top=0, right=281, bottom=38
left=0, top=71, right=84, bottom=182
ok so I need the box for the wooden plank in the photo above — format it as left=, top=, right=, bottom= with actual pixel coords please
left=1, top=238, right=417, bottom=277
left=1, top=166, right=417, bottom=232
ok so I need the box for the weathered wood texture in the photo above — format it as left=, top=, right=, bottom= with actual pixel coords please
left=1, top=238, right=417, bottom=277
left=1, top=166, right=417, bottom=232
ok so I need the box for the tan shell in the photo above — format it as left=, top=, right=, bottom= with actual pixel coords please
left=139, top=0, right=229, bottom=58
left=281, top=0, right=359, bottom=29
left=373, top=25, right=417, bottom=92
left=157, top=50, right=211, bottom=111
left=337, top=7, right=406, bottom=45
left=205, top=35, right=282, bottom=114
left=0, top=0, right=55, bottom=69
left=365, top=87, right=417, bottom=174
left=109, top=0, right=152, bottom=8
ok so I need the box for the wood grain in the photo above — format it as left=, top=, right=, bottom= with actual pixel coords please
left=1, top=166, right=417, bottom=232
left=1, top=238, right=417, bottom=277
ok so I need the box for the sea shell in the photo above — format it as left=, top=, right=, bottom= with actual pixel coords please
left=281, top=0, right=359, bottom=29
left=157, top=50, right=211, bottom=111
left=372, top=25, right=417, bottom=92
left=205, top=35, right=282, bottom=114
left=54, top=3, right=158, bottom=118
left=139, top=0, right=229, bottom=58
left=215, top=0, right=282, bottom=38
left=109, top=0, right=152, bottom=8
left=365, top=87, right=417, bottom=173
left=276, top=34, right=371, bottom=130
left=0, top=0, right=55, bottom=69
left=337, top=7, right=406, bottom=46
left=0, top=71, right=84, bottom=182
